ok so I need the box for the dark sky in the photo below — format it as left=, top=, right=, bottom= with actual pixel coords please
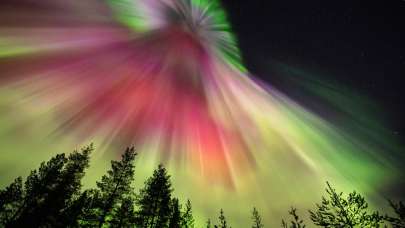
left=221, top=0, right=405, bottom=139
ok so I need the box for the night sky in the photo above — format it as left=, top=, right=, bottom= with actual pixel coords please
left=222, top=0, right=405, bottom=140
left=0, top=1, right=404, bottom=226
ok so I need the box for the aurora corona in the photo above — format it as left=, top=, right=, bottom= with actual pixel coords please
left=0, top=0, right=402, bottom=226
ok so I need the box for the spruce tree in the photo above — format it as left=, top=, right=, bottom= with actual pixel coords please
left=251, top=207, right=264, bottom=228
left=169, top=198, right=182, bottom=228
left=309, top=182, right=383, bottom=227
left=136, top=164, right=173, bottom=228
left=82, top=147, right=137, bottom=227
left=215, top=209, right=230, bottom=228
left=181, top=199, right=195, bottom=228
left=282, top=207, right=306, bottom=228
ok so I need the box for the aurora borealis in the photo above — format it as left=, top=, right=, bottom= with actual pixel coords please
left=0, top=0, right=404, bottom=227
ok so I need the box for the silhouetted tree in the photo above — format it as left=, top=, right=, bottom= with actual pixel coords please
left=181, top=199, right=195, bottom=228
left=81, top=147, right=137, bottom=227
left=309, top=182, right=383, bottom=227
left=251, top=207, right=264, bottom=228
left=215, top=209, right=230, bottom=228
left=4, top=145, right=405, bottom=228
left=48, top=145, right=92, bottom=226
left=169, top=198, right=182, bottom=228
left=282, top=207, right=306, bottom=228
left=0, top=177, right=23, bottom=226
left=61, top=189, right=93, bottom=227
left=77, top=189, right=102, bottom=226
left=9, top=153, right=67, bottom=227
left=110, top=195, right=137, bottom=227
left=136, top=164, right=173, bottom=228
left=6, top=145, right=92, bottom=227
left=385, top=200, right=405, bottom=228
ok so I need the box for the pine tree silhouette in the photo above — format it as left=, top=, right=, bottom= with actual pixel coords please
left=48, top=145, right=93, bottom=226
left=110, top=195, right=137, bottom=227
left=282, top=207, right=306, bottom=228
left=169, top=198, right=182, bottom=228
left=82, top=147, right=137, bottom=227
left=385, top=200, right=405, bottom=228
left=9, top=153, right=67, bottom=227
left=0, top=177, right=23, bottom=226
left=215, top=209, right=230, bottom=228
left=3, top=145, right=404, bottom=228
left=309, top=182, right=383, bottom=227
left=78, top=188, right=102, bottom=226
left=6, top=145, right=92, bottom=227
left=136, top=164, right=173, bottom=228
left=181, top=199, right=195, bottom=228
left=251, top=207, right=264, bottom=228
left=61, top=189, right=94, bottom=227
